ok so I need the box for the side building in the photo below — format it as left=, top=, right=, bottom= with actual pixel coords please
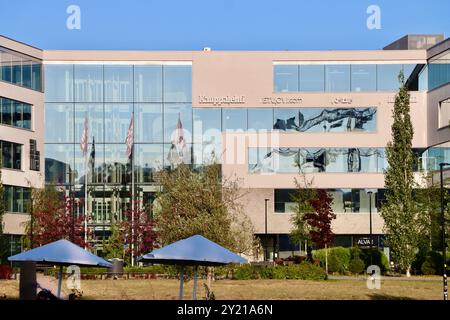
left=0, top=36, right=44, bottom=256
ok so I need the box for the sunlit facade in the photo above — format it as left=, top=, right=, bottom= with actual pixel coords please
left=2, top=34, right=450, bottom=259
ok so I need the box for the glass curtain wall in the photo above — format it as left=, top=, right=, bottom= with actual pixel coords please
left=44, top=63, right=192, bottom=251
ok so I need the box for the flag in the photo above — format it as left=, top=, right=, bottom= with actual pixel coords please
left=80, top=116, right=88, bottom=155
left=125, top=112, right=134, bottom=158
left=87, top=136, right=95, bottom=179
left=167, top=113, right=189, bottom=166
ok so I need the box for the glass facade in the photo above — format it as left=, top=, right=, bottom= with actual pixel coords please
left=274, top=188, right=385, bottom=213
left=3, top=185, right=30, bottom=213
left=1, top=97, right=32, bottom=130
left=274, top=63, right=424, bottom=92
left=428, top=51, right=450, bottom=90
left=44, top=63, right=193, bottom=247
left=249, top=147, right=386, bottom=173
left=0, top=47, right=42, bottom=91
left=1, top=140, right=22, bottom=170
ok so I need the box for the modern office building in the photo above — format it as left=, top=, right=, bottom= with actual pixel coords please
left=1, top=34, right=450, bottom=259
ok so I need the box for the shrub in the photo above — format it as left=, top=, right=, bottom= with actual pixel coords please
left=233, top=264, right=258, bottom=280
left=349, top=258, right=365, bottom=274
left=0, top=265, right=13, bottom=279
left=421, top=258, right=437, bottom=275
left=361, top=249, right=390, bottom=273
left=231, top=263, right=326, bottom=280
left=285, top=263, right=327, bottom=280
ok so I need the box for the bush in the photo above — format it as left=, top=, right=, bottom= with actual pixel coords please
left=360, top=249, right=390, bottom=273
left=233, top=264, right=258, bottom=280
left=285, top=263, right=327, bottom=280
left=231, top=262, right=326, bottom=280
left=313, top=247, right=351, bottom=273
left=349, top=258, right=365, bottom=274
left=0, top=265, right=13, bottom=279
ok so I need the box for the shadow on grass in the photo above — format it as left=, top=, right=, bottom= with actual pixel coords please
left=369, top=293, right=415, bottom=300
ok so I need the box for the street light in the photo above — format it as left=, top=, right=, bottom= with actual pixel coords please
left=439, top=162, right=449, bottom=301
left=264, top=198, right=269, bottom=261
left=367, top=190, right=373, bottom=265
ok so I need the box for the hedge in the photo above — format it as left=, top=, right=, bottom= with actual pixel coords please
left=232, top=262, right=327, bottom=280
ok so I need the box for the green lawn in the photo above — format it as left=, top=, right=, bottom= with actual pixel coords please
left=0, top=277, right=443, bottom=300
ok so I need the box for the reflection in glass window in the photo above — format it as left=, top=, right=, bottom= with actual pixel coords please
left=163, top=66, right=192, bottom=102
left=249, top=147, right=386, bottom=173
left=135, top=104, right=163, bottom=143
left=104, top=104, right=133, bottom=142
left=45, top=144, right=75, bottom=184
left=135, top=144, right=163, bottom=183
left=439, top=98, right=450, bottom=128
left=12, top=57, right=22, bottom=85
left=1, top=97, right=32, bottom=130
left=134, top=65, right=162, bottom=102
left=193, top=108, right=221, bottom=165
left=377, top=64, right=402, bottom=91
left=45, top=103, right=74, bottom=143
left=75, top=104, right=104, bottom=143
left=74, top=65, right=104, bottom=102
left=45, top=65, right=74, bottom=102
left=351, top=65, right=376, bottom=92
left=274, top=65, right=298, bottom=92
left=32, top=62, right=42, bottom=91
left=104, top=65, right=133, bottom=102
left=248, top=108, right=272, bottom=131
left=0, top=51, right=12, bottom=82
left=222, top=108, right=247, bottom=132
left=22, top=61, right=32, bottom=88
left=299, top=65, right=324, bottom=92
left=273, top=107, right=376, bottom=133
left=325, top=65, right=350, bottom=92
left=103, top=144, right=129, bottom=184
left=164, top=103, right=192, bottom=143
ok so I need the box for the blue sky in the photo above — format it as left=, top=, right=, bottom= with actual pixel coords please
left=1, top=0, right=449, bottom=50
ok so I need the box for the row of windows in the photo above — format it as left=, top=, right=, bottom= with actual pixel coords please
left=273, top=64, right=423, bottom=93
left=0, top=47, right=42, bottom=91
left=274, top=188, right=385, bottom=213
left=428, top=62, right=450, bottom=90
left=3, top=185, right=30, bottom=213
left=44, top=64, right=192, bottom=103
left=249, top=147, right=386, bottom=174
left=0, top=97, right=32, bottom=130
left=1, top=140, right=22, bottom=170
left=45, top=143, right=213, bottom=185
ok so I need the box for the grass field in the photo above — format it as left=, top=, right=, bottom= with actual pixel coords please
left=0, top=277, right=443, bottom=300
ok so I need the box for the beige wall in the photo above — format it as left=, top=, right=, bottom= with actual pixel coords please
left=0, top=36, right=44, bottom=235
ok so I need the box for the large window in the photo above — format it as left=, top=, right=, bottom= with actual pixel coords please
left=3, top=185, right=30, bottom=213
left=222, top=108, right=247, bottom=132
left=273, top=65, right=298, bottom=92
left=248, top=147, right=386, bottom=174
left=104, top=65, right=133, bottom=102
left=274, top=188, right=384, bottom=213
left=134, top=65, right=162, bottom=102
left=0, top=47, right=42, bottom=91
left=1, top=97, right=32, bottom=130
left=45, top=103, right=74, bottom=143
left=1, top=140, right=22, bottom=170
left=248, top=108, right=273, bottom=131
left=163, top=66, right=192, bottom=103
left=74, top=65, right=104, bottom=102
left=44, top=65, right=74, bottom=102
left=325, top=65, right=351, bottom=92
left=274, top=63, right=424, bottom=92
left=135, top=104, right=163, bottom=143
left=193, top=108, right=222, bottom=165
left=439, top=98, right=450, bottom=128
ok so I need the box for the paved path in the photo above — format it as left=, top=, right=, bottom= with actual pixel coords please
left=328, top=275, right=442, bottom=281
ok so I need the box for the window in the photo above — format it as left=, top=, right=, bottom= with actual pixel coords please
left=104, top=65, right=133, bottom=102
left=274, top=189, right=296, bottom=213
left=193, top=108, right=222, bottom=166
left=163, top=66, right=192, bottom=102
left=1, top=140, right=22, bottom=170
left=22, top=61, right=32, bottom=88
left=45, top=103, right=74, bottom=143
left=46, top=144, right=73, bottom=184
left=134, top=65, right=162, bottom=102
left=222, top=108, right=247, bottom=132
left=3, top=185, right=30, bottom=213
left=1, top=51, right=12, bottom=82
left=134, top=144, right=163, bottom=183
left=135, top=104, right=163, bottom=143
left=325, top=65, right=350, bottom=92
left=74, top=104, right=104, bottom=143
left=273, top=108, right=299, bottom=131
left=163, top=103, right=192, bottom=143
left=299, top=65, right=324, bottom=92
left=104, top=103, right=133, bottom=143
left=351, top=65, right=376, bottom=92
left=0, top=48, right=41, bottom=91
left=274, top=65, right=298, bottom=92
left=377, top=64, right=402, bottom=91
left=1, top=98, right=32, bottom=130
left=439, top=98, right=450, bottom=128
left=74, top=65, right=104, bottom=102
left=44, top=65, right=74, bottom=102
left=247, top=108, right=272, bottom=131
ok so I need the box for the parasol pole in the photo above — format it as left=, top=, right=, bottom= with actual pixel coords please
left=193, top=266, right=198, bottom=300
left=179, top=267, right=184, bottom=301
left=57, top=265, right=63, bottom=298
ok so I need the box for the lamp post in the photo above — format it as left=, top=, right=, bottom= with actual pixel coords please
left=264, top=198, right=269, bottom=261
left=439, top=162, right=449, bottom=301
left=368, top=190, right=373, bottom=265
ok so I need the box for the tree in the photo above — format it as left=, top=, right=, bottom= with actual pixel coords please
left=122, top=201, right=158, bottom=264
left=154, top=164, right=255, bottom=255
left=381, top=71, right=422, bottom=277
left=102, top=222, right=125, bottom=260
left=305, top=190, right=336, bottom=249
left=289, top=173, right=316, bottom=246
left=24, top=184, right=88, bottom=249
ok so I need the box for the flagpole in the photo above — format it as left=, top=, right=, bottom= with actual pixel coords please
left=131, top=144, right=135, bottom=267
